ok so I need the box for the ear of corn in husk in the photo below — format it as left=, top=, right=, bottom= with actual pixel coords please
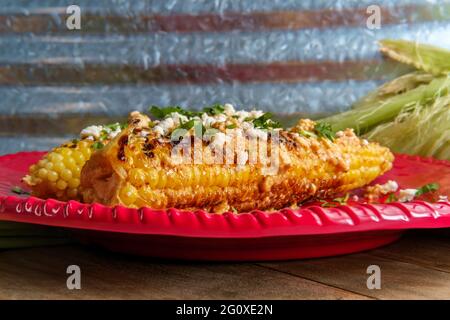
left=320, top=76, right=449, bottom=134
left=320, top=39, right=450, bottom=160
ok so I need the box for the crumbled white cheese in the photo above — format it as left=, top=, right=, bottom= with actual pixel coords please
left=379, top=180, right=399, bottom=194
left=153, top=125, right=164, bottom=136
left=108, top=125, right=122, bottom=139
left=235, top=110, right=250, bottom=122
left=250, top=110, right=264, bottom=119
left=210, top=132, right=231, bottom=149
left=152, top=112, right=189, bottom=136
left=170, top=112, right=189, bottom=125
left=149, top=107, right=273, bottom=142
left=214, top=114, right=227, bottom=123
left=438, top=195, right=448, bottom=202
left=201, top=113, right=216, bottom=127
left=224, top=103, right=235, bottom=116
left=398, top=189, right=417, bottom=202
left=362, top=139, right=369, bottom=146
left=241, top=121, right=254, bottom=131
left=157, top=117, right=175, bottom=135
left=80, top=125, right=103, bottom=139
left=246, top=127, right=268, bottom=140
left=138, top=130, right=149, bottom=137
left=237, top=151, right=249, bottom=166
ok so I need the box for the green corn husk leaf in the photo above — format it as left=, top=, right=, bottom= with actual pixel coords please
left=320, top=76, right=450, bottom=134
left=352, top=72, right=434, bottom=110
left=364, top=91, right=450, bottom=160
left=320, top=40, right=450, bottom=160
left=380, top=39, right=450, bottom=76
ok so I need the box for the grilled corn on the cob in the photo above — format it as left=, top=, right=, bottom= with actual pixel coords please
left=23, top=105, right=394, bottom=212
left=79, top=107, right=394, bottom=212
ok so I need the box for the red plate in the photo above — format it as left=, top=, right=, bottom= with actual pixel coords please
left=0, top=151, right=449, bottom=261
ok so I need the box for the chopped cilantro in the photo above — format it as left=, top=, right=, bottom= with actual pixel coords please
left=299, top=130, right=317, bottom=139
left=105, top=123, right=121, bottom=131
left=386, top=193, right=398, bottom=203
left=333, top=193, right=350, bottom=205
left=252, top=113, right=281, bottom=129
left=149, top=106, right=200, bottom=119
left=91, top=141, right=104, bottom=150
left=415, top=183, right=439, bottom=197
left=319, top=193, right=350, bottom=207
left=178, top=119, right=205, bottom=136
left=99, top=129, right=109, bottom=141
left=179, top=119, right=196, bottom=130
left=314, top=122, right=335, bottom=140
left=11, top=186, right=30, bottom=195
left=149, top=106, right=183, bottom=119
left=320, top=200, right=337, bottom=208
left=203, top=128, right=220, bottom=139
left=226, top=124, right=237, bottom=129
left=203, top=104, right=224, bottom=115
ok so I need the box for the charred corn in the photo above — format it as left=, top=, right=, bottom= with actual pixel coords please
left=80, top=107, right=394, bottom=212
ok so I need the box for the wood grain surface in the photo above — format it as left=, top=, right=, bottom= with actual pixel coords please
left=0, top=230, right=449, bottom=300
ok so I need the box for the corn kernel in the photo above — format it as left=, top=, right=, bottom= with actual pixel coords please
left=52, top=161, right=65, bottom=173
left=72, top=166, right=81, bottom=177
left=146, top=170, right=158, bottom=188
left=81, top=147, right=91, bottom=158
left=29, top=164, right=37, bottom=173
left=38, top=168, right=48, bottom=179
left=72, top=151, right=85, bottom=164
left=78, top=140, right=89, bottom=149
left=44, top=162, right=54, bottom=170
left=60, top=169, right=73, bottom=181
left=68, top=178, right=80, bottom=188
left=59, top=148, right=72, bottom=158
left=156, top=172, right=167, bottom=189
left=56, top=180, right=68, bottom=190
left=63, top=157, right=77, bottom=171
left=48, top=153, right=63, bottom=163
left=119, top=184, right=138, bottom=205
left=37, top=159, right=47, bottom=167
left=129, top=168, right=146, bottom=187
left=47, top=171, right=59, bottom=182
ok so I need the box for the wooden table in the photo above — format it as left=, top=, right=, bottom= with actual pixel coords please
left=1, top=230, right=449, bottom=300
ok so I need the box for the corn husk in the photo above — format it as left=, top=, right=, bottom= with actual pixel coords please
left=379, top=39, right=450, bottom=75
left=364, top=88, right=450, bottom=159
left=321, top=76, right=449, bottom=134
left=320, top=40, right=450, bottom=160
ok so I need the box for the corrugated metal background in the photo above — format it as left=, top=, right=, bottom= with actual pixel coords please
left=1, top=0, right=449, bottom=154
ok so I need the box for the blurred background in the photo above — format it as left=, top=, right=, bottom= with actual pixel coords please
left=0, top=0, right=449, bottom=155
